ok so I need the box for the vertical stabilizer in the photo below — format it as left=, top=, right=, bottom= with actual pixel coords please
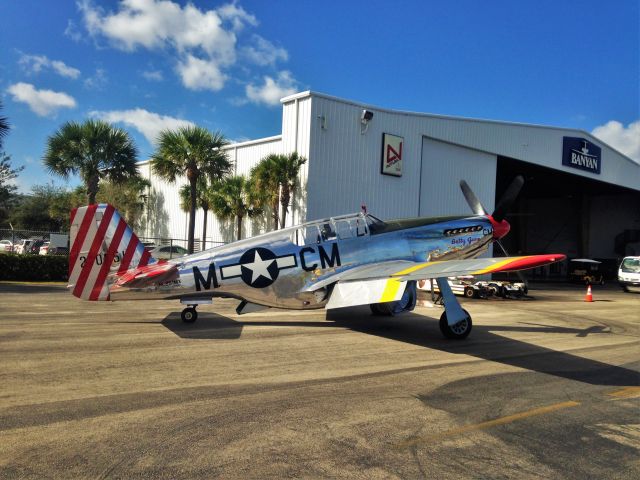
left=68, top=204, right=152, bottom=300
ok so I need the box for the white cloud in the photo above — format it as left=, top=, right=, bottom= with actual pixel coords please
left=592, top=120, right=640, bottom=162
left=64, top=19, right=84, bottom=42
left=84, top=68, right=108, bottom=90
left=19, top=53, right=81, bottom=79
left=176, top=55, right=226, bottom=91
left=76, top=0, right=264, bottom=92
left=142, top=69, right=163, bottom=81
left=217, top=2, right=257, bottom=31
left=7, top=82, right=77, bottom=117
left=245, top=71, right=298, bottom=106
left=242, top=35, right=288, bottom=66
left=90, top=108, right=194, bottom=145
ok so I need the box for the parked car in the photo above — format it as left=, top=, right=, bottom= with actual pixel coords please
left=39, top=242, right=51, bottom=255
left=28, top=239, right=46, bottom=254
left=142, top=241, right=156, bottom=253
left=150, top=245, right=188, bottom=260
left=618, top=256, right=640, bottom=292
left=14, top=239, right=39, bottom=254
left=0, top=239, right=13, bottom=253
left=47, top=246, right=69, bottom=255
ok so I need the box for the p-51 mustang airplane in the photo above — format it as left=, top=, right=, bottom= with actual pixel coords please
left=68, top=177, right=564, bottom=339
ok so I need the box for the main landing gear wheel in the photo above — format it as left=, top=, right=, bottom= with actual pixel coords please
left=181, top=307, right=198, bottom=323
left=464, top=287, right=475, bottom=298
left=439, top=309, right=472, bottom=339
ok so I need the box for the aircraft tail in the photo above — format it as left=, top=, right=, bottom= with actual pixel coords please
left=68, top=204, right=153, bottom=301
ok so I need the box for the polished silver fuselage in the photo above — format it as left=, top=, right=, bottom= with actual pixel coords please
left=110, top=214, right=494, bottom=309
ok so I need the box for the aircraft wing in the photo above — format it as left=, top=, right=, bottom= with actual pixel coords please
left=304, top=254, right=565, bottom=293
left=391, top=254, right=565, bottom=282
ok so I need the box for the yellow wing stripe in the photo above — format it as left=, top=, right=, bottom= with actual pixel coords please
left=380, top=279, right=403, bottom=302
left=471, top=256, right=526, bottom=275
left=392, top=261, right=444, bottom=277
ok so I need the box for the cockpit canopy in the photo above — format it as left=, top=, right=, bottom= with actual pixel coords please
left=290, top=212, right=385, bottom=246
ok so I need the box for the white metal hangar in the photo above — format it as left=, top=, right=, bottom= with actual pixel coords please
left=138, top=91, right=640, bottom=273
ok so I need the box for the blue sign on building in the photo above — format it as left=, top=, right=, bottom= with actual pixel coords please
left=562, top=137, right=601, bottom=174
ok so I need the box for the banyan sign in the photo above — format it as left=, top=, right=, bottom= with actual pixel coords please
left=562, top=137, right=601, bottom=174
left=381, top=133, right=403, bottom=176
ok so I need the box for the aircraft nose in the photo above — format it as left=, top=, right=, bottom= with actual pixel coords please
left=488, top=216, right=510, bottom=239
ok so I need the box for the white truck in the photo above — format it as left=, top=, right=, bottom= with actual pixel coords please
left=618, top=256, right=640, bottom=292
left=44, top=233, right=70, bottom=255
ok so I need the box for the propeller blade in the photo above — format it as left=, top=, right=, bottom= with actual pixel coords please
left=495, top=240, right=528, bottom=288
left=492, top=175, right=524, bottom=222
left=459, top=180, right=487, bottom=216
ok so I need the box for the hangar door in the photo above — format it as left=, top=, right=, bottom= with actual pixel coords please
left=419, top=138, right=497, bottom=217
left=497, top=156, right=640, bottom=261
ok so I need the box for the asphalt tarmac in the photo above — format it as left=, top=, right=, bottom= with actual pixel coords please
left=0, top=282, right=638, bottom=479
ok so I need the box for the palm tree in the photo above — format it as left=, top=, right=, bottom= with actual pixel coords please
left=43, top=119, right=139, bottom=204
left=97, top=176, right=151, bottom=230
left=0, top=100, right=9, bottom=149
left=210, top=175, right=262, bottom=241
left=151, top=126, right=231, bottom=253
left=273, top=152, right=306, bottom=228
left=250, top=154, right=281, bottom=230
left=178, top=177, right=212, bottom=250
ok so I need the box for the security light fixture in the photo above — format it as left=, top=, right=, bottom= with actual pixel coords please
left=361, top=109, right=374, bottom=124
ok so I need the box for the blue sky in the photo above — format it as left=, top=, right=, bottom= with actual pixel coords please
left=1, top=0, right=638, bottom=193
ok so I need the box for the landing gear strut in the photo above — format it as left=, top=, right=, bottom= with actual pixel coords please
left=436, top=277, right=473, bottom=340
left=181, top=306, right=198, bottom=323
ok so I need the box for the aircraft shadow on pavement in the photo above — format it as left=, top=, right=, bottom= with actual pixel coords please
left=161, top=307, right=639, bottom=387
left=162, top=312, right=245, bottom=339
left=0, top=283, right=67, bottom=294
left=327, top=307, right=639, bottom=387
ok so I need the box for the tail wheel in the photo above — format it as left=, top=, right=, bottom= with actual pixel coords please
left=439, top=309, right=472, bottom=339
left=181, top=307, right=198, bottom=323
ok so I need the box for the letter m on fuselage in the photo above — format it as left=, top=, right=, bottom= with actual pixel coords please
left=193, top=263, right=219, bottom=291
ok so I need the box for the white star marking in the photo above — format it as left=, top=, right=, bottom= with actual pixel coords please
left=244, top=250, right=275, bottom=284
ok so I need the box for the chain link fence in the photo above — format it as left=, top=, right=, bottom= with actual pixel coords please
left=0, top=229, right=69, bottom=255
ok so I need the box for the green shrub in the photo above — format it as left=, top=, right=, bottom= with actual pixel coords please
left=0, top=254, right=68, bottom=281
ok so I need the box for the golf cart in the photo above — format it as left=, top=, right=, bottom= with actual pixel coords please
left=569, top=258, right=604, bottom=285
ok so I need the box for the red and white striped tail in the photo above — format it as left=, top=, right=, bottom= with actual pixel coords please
left=68, top=204, right=153, bottom=301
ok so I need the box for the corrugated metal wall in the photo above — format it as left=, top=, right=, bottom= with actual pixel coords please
left=281, top=97, right=312, bottom=226
left=307, top=96, right=424, bottom=220
left=303, top=92, right=638, bottom=222
left=420, top=138, right=496, bottom=216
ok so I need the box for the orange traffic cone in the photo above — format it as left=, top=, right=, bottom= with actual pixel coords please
left=585, top=284, right=593, bottom=302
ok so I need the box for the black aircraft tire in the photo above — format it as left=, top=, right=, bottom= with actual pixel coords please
left=181, top=307, right=198, bottom=323
left=439, top=310, right=472, bottom=339
left=369, top=281, right=417, bottom=316
left=370, top=302, right=394, bottom=316
left=464, top=287, right=475, bottom=298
